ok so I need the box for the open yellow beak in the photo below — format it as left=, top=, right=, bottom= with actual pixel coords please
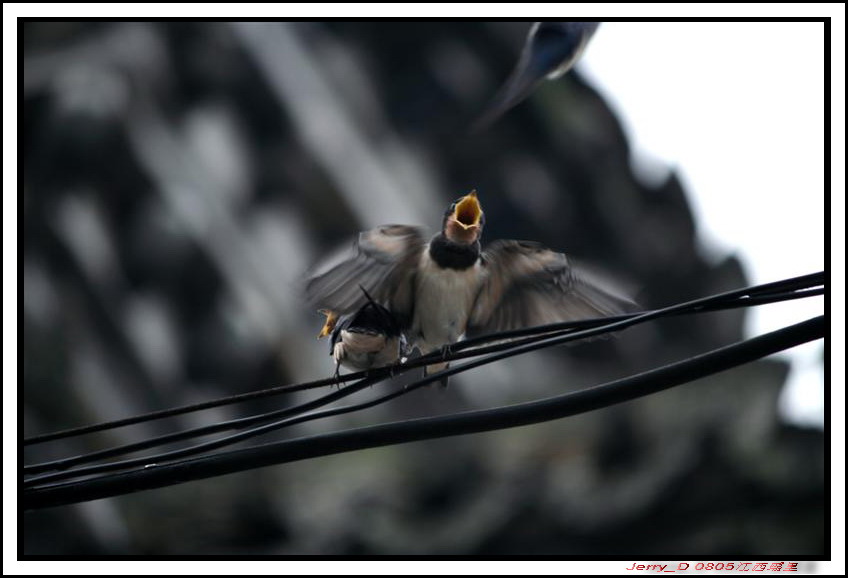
left=317, top=310, right=339, bottom=339
left=452, top=190, right=482, bottom=230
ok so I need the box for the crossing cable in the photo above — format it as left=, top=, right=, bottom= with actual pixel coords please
left=23, top=273, right=825, bottom=487
left=23, top=271, right=824, bottom=449
left=23, top=314, right=825, bottom=510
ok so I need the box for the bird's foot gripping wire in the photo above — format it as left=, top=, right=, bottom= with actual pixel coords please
left=332, top=362, right=342, bottom=388
left=439, top=343, right=453, bottom=362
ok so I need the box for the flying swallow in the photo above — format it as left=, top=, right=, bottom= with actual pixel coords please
left=306, top=190, right=634, bottom=387
left=473, top=21, right=601, bottom=130
left=318, top=287, right=408, bottom=377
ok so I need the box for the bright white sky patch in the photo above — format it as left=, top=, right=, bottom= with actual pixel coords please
left=581, top=22, right=826, bottom=427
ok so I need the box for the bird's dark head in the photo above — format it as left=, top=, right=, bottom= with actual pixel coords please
left=442, top=190, right=485, bottom=245
left=348, top=286, right=402, bottom=338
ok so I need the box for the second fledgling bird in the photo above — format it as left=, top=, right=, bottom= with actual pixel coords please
left=306, top=191, right=634, bottom=387
left=318, top=288, right=407, bottom=377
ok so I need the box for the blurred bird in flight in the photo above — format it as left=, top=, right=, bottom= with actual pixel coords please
left=306, top=191, right=634, bottom=387
left=473, top=21, right=600, bottom=131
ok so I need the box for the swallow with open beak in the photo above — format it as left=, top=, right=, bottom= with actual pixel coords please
left=473, top=21, right=600, bottom=130
left=306, top=190, right=634, bottom=387
left=317, top=287, right=408, bottom=377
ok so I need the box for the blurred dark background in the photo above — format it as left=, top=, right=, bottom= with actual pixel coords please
left=22, top=21, right=824, bottom=556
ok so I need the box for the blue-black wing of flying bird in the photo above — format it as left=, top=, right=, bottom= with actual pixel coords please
left=473, top=21, right=600, bottom=130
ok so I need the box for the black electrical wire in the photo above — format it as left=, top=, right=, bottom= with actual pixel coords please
left=21, top=365, right=375, bottom=447
left=25, top=304, right=640, bottom=486
left=22, top=274, right=824, bottom=480
left=17, top=288, right=782, bottom=479
left=22, top=371, right=388, bottom=476
left=23, top=283, right=824, bottom=486
left=22, top=315, right=824, bottom=510
left=22, top=271, right=824, bottom=449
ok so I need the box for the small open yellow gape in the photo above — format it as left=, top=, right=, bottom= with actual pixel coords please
left=453, top=190, right=482, bottom=229
left=317, top=310, right=339, bottom=339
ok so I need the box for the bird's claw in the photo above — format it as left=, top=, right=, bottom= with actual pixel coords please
left=440, top=343, right=453, bottom=361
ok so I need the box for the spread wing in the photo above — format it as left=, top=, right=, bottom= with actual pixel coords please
left=467, top=240, right=636, bottom=337
left=305, top=224, right=427, bottom=324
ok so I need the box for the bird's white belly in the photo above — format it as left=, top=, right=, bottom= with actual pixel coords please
left=412, top=255, right=482, bottom=353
